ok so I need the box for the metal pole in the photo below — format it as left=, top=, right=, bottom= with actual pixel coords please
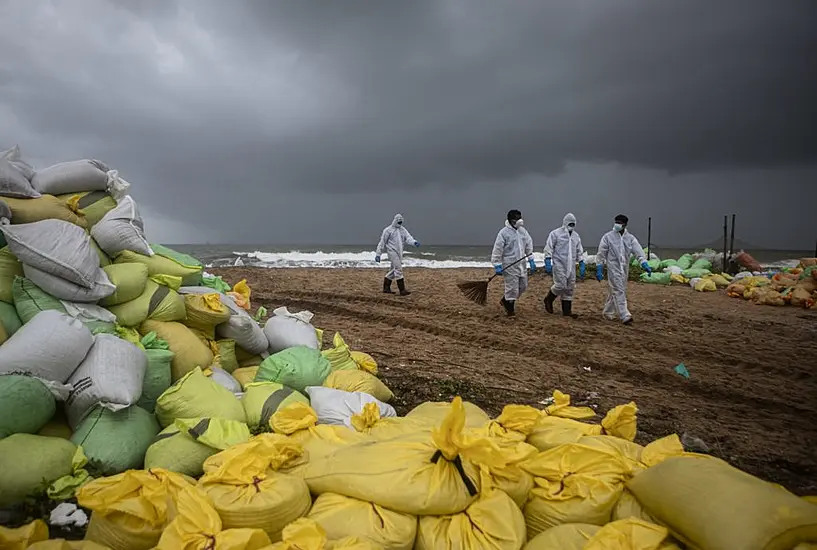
left=647, top=217, right=652, bottom=259
left=729, top=214, right=736, bottom=273
left=723, top=215, right=728, bottom=274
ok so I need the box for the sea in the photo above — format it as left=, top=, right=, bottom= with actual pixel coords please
left=170, top=244, right=811, bottom=271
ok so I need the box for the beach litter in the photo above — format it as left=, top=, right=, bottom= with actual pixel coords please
left=673, top=363, right=690, bottom=379
left=3, top=144, right=817, bottom=548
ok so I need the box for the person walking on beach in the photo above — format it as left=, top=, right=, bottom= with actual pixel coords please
left=595, top=214, right=651, bottom=325
left=543, top=213, right=585, bottom=318
left=492, top=209, right=535, bottom=317
left=375, top=213, right=420, bottom=296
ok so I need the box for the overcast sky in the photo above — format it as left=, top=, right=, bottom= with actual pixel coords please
left=1, top=1, right=816, bottom=250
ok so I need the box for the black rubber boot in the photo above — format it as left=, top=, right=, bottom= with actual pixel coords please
left=397, top=279, right=411, bottom=296
left=544, top=291, right=556, bottom=314
left=383, top=278, right=395, bottom=294
left=561, top=299, right=578, bottom=318
left=506, top=299, right=516, bottom=316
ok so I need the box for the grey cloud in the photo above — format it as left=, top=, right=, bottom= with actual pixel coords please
left=0, top=0, right=815, bottom=248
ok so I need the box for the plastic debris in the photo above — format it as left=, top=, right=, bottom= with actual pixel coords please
left=674, top=363, right=690, bottom=379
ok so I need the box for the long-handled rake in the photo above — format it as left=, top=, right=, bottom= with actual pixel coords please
left=457, top=254, right=532, bottom=306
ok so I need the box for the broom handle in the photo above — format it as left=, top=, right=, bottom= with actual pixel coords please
left=488, top=253, right=533, bottom=282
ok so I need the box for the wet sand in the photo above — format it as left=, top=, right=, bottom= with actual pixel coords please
left=212, top=266, right=817, bottom=495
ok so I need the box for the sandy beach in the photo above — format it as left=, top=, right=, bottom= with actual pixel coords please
left=212, top=266, right=817, bottom=495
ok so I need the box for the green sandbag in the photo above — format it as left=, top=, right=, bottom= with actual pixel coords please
left=682, top=268, right=712, bottom=279
left=144, top=417, right=250, bottom=477
left=155, top=367, right=246, bottom=428
left=0, top=300, right=23, bottom=336
left=114, top=249, right=202, bottom=286
left=150, top=243, right=203, bottom=269
left=89, top=237, right=111, bottom=266
left=242, top=381, right=310, bottom=429
left=0, top=246, right=23, bottom=304
left=691, top=258, right=712, bottom=271
left=137, top=340, right=175, bottom=413
left=647, top=259, right=660, bottom=271
left=660, top=259, right=678, bottom=269
left=56, top=191, right=117, bottom=227
left=70, top=406, right=159, bottom=476
left=106, top=279, right=187, bottom=327
left=0, top=375, right=56, bottom=438
left=100, top=263, right=149, bottom=306
left=12, top=276, right=66, bottom=324
left=677, top=254, right=694, bottom=270
left=639, top=272, right=672, bottom=285
left=201, top=274, right=232, bottom=293
left=255, top=345, right=332, bottom=393
left=0, top=434, right=77, bottom=506
left=217, top=339, right=239, bottom=373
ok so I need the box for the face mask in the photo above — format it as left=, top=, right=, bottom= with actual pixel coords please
left=513, top=218, right=524, bottom=228
left=397, top=220, right=403, bottom=225
left=567, top=223, right=575, bottom=233
left=613, top=223, right=624, bottom=232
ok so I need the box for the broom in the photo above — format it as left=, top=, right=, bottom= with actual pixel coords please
left=457, top=254, right=533, bottom=306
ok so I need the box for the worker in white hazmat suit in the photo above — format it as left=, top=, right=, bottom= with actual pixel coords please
left=491, top=209, right=535, bottom=317
left=595, top=214, right=651, bottom=325
left=543, top=213, right=585, bottom=318
left=375, top=213, right=420, bottom=296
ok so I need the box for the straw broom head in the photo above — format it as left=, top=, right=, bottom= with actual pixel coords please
left=457, top=279, right=490, bottom=306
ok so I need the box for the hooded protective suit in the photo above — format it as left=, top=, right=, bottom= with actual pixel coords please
left=376, top=214, right=417, bottom=281
left=545, top=213, right=584, bottom=302
left=491, top=220, right=534, bottom=302
left=596, top=228, right=647, bottom=322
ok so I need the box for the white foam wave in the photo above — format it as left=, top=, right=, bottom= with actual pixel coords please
left=231, top=250, right=497, bottom=269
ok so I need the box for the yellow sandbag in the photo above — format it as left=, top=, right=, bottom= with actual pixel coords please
left=579, top=434, right=685, bottom=476
left=526, top=402, right=637, bottom=452
left=145, top=418, right=251, bottom=477
left=350, top=350, right=378, bottom=375
left=217, top=339, right=240, bottom=373
left=1, top=195, right=88, bottom=228
left=669, top=273, right=688, bottom=285
left=156, top=485, right=272, bottom=550
left=612, top=490, right=659, bottom=524
left=140, top=320, right=214, bottom=382
left=0, top=246, right=23, bottom=304
left=349, top=402, right=431, bottom=440
left=198, top=434, right=311, bottom=541
left=271, top=403, right=372, bottom=475
left=485, top=392, right=597, bottom=442
left=243, top=382, right=310, bottom=430
left=627, top=455, right=817, bottom=550
left=0, top=519, right=49, bottom=550
left=77, top=468, right=195, bottom=550
left=693, top=278, right=717, bottom=292
left=405, top=400, right=491, bottom=429
left=234, top=366, right=261, bottom=390
left=265, top=518, right=385, bottom=550
left=524, top=518, right=679, bottom=550
left=323, top=369, right=394, bottom=402
left=522, top=443, right=632, bottom=537
left=115, top=250, right=202, bottom=286
left=791, top=286, right=816, bottom=309
left=308, top=493, right=417, bottom=550
left=184, top=293, right=231, bottom=340
left=107, top=280, right=186, bottom=327
left=26, top=541, right=111, bottom=549
left=755, top=288, right=787, bottom=306
left=0, top=320, right=7, bottom=344
left=155, top=367, right=246, bottom=428
left=58, top=191, right=117, bottom=227
left=303, top=397, right=507, bottom=516
left=416, top=482, right=525, bottom=550
left=321, top=332, right=359, bottom=372
left=230, top=279, right=252, bottom=309
left=704, top=273, right=731, bottom=288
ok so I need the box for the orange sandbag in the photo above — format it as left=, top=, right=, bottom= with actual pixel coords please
left=736, top=252, right=762, bottom=272
left=726, top=283, right=745, bottom=298
left=791, top=287, right=815, bottom=309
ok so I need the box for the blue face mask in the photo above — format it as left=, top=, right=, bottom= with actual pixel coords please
left=613, top=223, right=624, bottom=232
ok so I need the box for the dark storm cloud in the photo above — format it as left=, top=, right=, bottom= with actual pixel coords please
left=0, top=1, right=815, bottom=248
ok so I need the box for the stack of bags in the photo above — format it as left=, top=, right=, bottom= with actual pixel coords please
left=726, top=262, right=817, bottom=309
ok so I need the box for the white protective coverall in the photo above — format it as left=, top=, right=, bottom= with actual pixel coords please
left=545, top=213, right=584, bottom=302
left=596, top=229, right=647, bottom=322
left=376, top=214, right=417, bottom=281
left=491, top=220, right=534, bottom=301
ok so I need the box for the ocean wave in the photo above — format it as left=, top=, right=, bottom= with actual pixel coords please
left=222, top=250, right=505, bottom=269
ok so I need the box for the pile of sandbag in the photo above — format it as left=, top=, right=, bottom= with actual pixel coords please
left=726, top=261, right=817, bottom=309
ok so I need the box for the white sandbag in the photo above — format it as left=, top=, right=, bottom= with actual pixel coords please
left=31, top=159, right=110, bottom=195
left=0, top=147, right=39, bottom=199
left=664, top=265, right=683, bottom=275
left=688, top=277, right=702, bottom=289
left=65, top=334, right=147, bottom=428
left=178, top=286, right=270, bottom=354
left=264, top=307, right=319, bottom=353
left=1, top=145, right=35, bottom=181
left=0, top=310, right=94, bottom=383
left=0, top=199, right=10, bottom=221
left=90, top=195, right=153, bottom=257
left=305, top=386, right=396, bottom=428
left=61, top=301, right=117, bottom=324
left=1, top=219, right=101, bottom=288
left=23, top=264, right=115, bottom=303
left=207, top=366, right=242, bottom=395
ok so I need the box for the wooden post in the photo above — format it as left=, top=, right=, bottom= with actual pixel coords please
left=729, top=214, right=736, bottom=273
left=723, top=215, right=728, bottom=274
left=647, top=217, right=652, bottom=259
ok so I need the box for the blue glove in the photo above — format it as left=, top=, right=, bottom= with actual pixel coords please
left=579, top=261, right=586, bottom=279
left=528, top=258, right=536, bottom=273
left=545, top=257, right=552, bottom=274
left=596, top=264, right=604, bottom=281
left=414, top=242, right=421, bottom=247
left=494, top=264, right=503, bottom=275
left=375, top=255, right=381, bottom=263
left=641, top=261, right=652, bottom=274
